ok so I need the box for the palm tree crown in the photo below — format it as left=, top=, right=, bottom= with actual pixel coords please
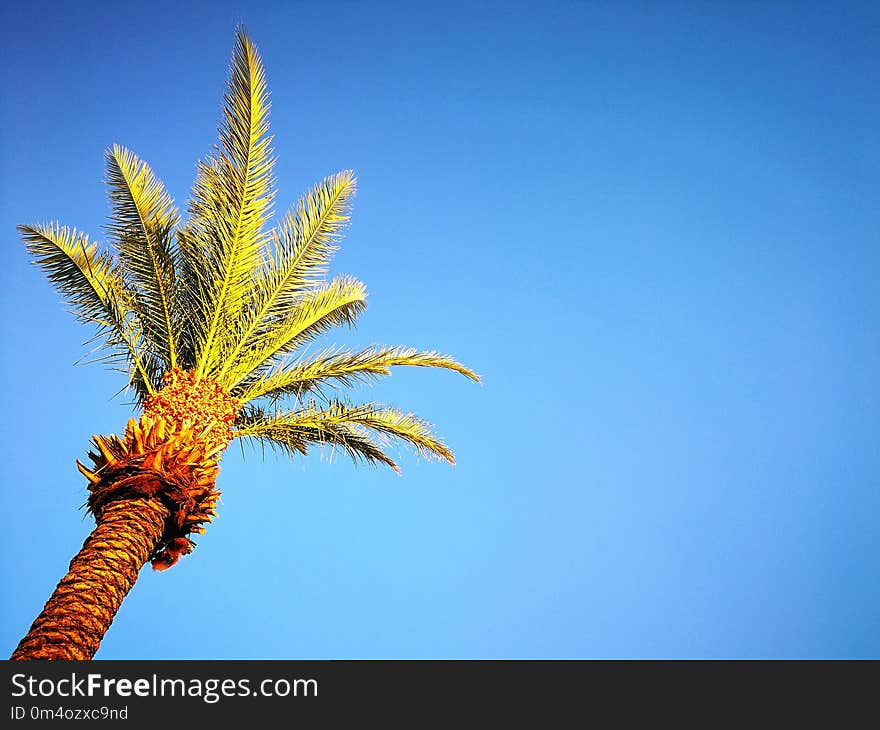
left=21, top=28, right=478, bottom=479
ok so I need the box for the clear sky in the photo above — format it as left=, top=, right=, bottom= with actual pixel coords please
left=1, top=0, right=878, bottom=659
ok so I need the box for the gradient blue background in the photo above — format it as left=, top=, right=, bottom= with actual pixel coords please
left=1, top=0, right=878, bottom=659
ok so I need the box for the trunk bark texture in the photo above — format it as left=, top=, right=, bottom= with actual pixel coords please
left=12, top=376, right=236, bottom=660
left=11, top=497, right=169, bottom=660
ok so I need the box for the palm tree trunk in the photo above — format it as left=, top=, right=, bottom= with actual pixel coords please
left=10, top=496, right=169, bottom=660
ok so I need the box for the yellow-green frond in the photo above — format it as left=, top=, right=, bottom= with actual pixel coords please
left=223, top=276, right=367, bottom=388
left=342, top=403, right=455, bottom=464
left=182, top=26, right=275, bottom=377
left=215, top=170, right=356, bottom=382
left=19, top=222, right=159, bottom=396
left=236, top=345, right=480, bottom=402
left=272, top=170, right=356, bottom=293
left=105, top=144, right=180, bottom=369
left=234, top=403, right=399, bottom=471
left=233, top=400, right=454, bottom=470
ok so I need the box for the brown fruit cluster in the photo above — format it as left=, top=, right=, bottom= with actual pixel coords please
left=142, top=368, right=242, bottom=449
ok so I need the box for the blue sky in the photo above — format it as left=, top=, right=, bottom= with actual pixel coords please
left=1, top=0, right=878, bottom=658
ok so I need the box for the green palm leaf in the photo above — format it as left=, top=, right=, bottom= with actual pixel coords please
left=216, top=170, right=356, bottom=382
left=236, top=345, right=480, bottom=401
left=105, top=144, right=180, bottom=369
left=236, top=403, right=398, bottom=471
left=234, top=400, right=456, bottom=472
left=182, top=26, right=275, bottom=378
left=19, top=222, right=159, bottom=395
left=224, top=275, right=367, bottom=388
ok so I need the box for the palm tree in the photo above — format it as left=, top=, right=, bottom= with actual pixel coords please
left=11, top=28, right=478, bottom=660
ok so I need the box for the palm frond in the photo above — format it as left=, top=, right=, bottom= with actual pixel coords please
left=223, top=276, right=367, bottom=388
left=105, top=144, right=180, bottom=369
left=19, top=222, right=159, bottom=396
left=236, top=345, right=481, bottom=402
left=233, top=399, right=455, bottom=471
left=234, top=402, right=399, bottom=471
left=343, top=403, right=455, bottom=464
left=181, top=26, right=275, bottom=377
left=215, top=170, right=356, bottom=382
